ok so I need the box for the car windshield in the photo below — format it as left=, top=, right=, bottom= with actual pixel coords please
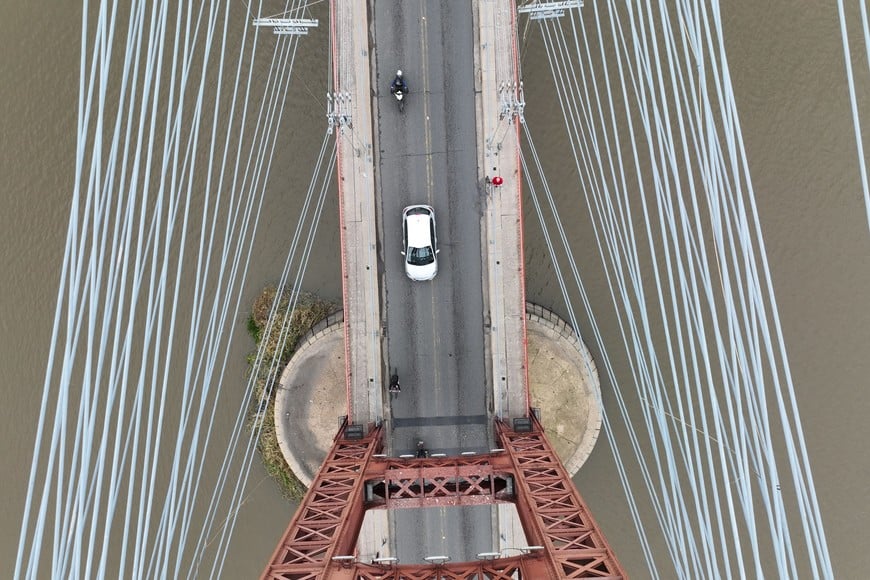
left=408, top=245, right=434, bottom=266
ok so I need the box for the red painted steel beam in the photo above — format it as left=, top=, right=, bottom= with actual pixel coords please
left=261, top=423, right=383, bottom=579
left=263, top=415, right=624, bottom=578
left=348, top=554, right=529, bottom=578
left=496, top=416, right=627, bottom=578
left=364, top=460, right=515, bottom=509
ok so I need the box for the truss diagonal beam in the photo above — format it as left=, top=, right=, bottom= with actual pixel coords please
left=261, top=422, right=383, bottom=579
left=364, top=457, right=515, bottom=509
left=497, top=416, right=626, bottom=578
left=263, top=415, right=624, bottom=578
left=351, top=554, right=527, bottom=578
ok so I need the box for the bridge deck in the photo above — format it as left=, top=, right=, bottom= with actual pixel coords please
left=333, top=0, right=529, bottom=426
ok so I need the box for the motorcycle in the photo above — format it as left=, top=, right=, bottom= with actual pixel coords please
left=388, top=370, right=401, bottom=398
left=394, top=88, right=406, bottom=112
left=416, top=440, right=429, bottom=458
left=390, top=69, right=407, bottom=112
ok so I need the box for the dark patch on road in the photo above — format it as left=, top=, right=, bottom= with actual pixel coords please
left=392, top=414, right=488, bottom=428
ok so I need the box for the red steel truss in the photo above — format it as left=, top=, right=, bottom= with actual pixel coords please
left=364, top=454, right=514, bottom=509
left=496, top=415, right=626, bottom=578
left=346, top=555, right=528, bottom=578
left=262, top=414, right=625, bottom=579
left=262, top=421, right=383, bottom=580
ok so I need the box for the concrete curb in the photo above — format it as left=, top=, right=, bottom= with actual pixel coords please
left=274, top=313, right=346, bottom=486
left=525, top=302, right=602, bottom=475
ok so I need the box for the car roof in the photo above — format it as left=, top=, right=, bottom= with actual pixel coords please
left=404, top=206, right=434, bottom=248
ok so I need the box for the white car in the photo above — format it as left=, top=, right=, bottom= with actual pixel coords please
left=401, top=205, right=439, bottom=281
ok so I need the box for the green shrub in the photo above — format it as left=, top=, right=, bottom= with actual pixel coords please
left=247, top=286, right=336, bottom=500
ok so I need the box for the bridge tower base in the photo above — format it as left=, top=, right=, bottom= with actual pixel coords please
left=261, top=414, right=625, bottom=579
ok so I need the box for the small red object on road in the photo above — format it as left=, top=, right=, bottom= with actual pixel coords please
left=492, top=176, right=504, bottom=186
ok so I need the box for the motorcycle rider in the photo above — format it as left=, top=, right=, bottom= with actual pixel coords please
left=390, top=69, right=408, bottom=96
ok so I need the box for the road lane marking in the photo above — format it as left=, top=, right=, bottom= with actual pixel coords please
left=420, top=3, right=434, bottom=202
left=418, top=1, right=442, bottom=414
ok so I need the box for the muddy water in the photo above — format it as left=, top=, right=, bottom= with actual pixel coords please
left=0, top=0, right=867, bottom=577
left=519, top=2, right=870, bottom=576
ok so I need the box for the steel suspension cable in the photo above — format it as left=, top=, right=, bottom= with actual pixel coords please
left=527, top=1, right=834, bottom=576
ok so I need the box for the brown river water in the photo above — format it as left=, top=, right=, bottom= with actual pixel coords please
left=0, top=1, right=867, bottom=577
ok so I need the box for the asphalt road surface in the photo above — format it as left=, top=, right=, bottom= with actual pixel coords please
left=372, top=0, right=496, bottom=564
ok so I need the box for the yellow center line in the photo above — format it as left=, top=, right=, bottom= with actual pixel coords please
left=420, top=2, right=433, bottom=200
left=419, top=1, right=441, bottom=407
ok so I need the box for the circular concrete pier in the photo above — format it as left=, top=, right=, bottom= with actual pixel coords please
left=274, top=304, right=602, bottom=486
left=524, top=303, right=602, bottom=476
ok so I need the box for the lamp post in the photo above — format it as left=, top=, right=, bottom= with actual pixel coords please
left=330, top=555, right=356, bottom=569
left=372, top=556, right=398, bottom=566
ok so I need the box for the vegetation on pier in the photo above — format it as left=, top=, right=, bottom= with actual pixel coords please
left=247, top=285, right=336, bottom=500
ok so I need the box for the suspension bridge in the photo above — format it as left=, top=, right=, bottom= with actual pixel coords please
left=15, top=0, right=870, bottom=577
